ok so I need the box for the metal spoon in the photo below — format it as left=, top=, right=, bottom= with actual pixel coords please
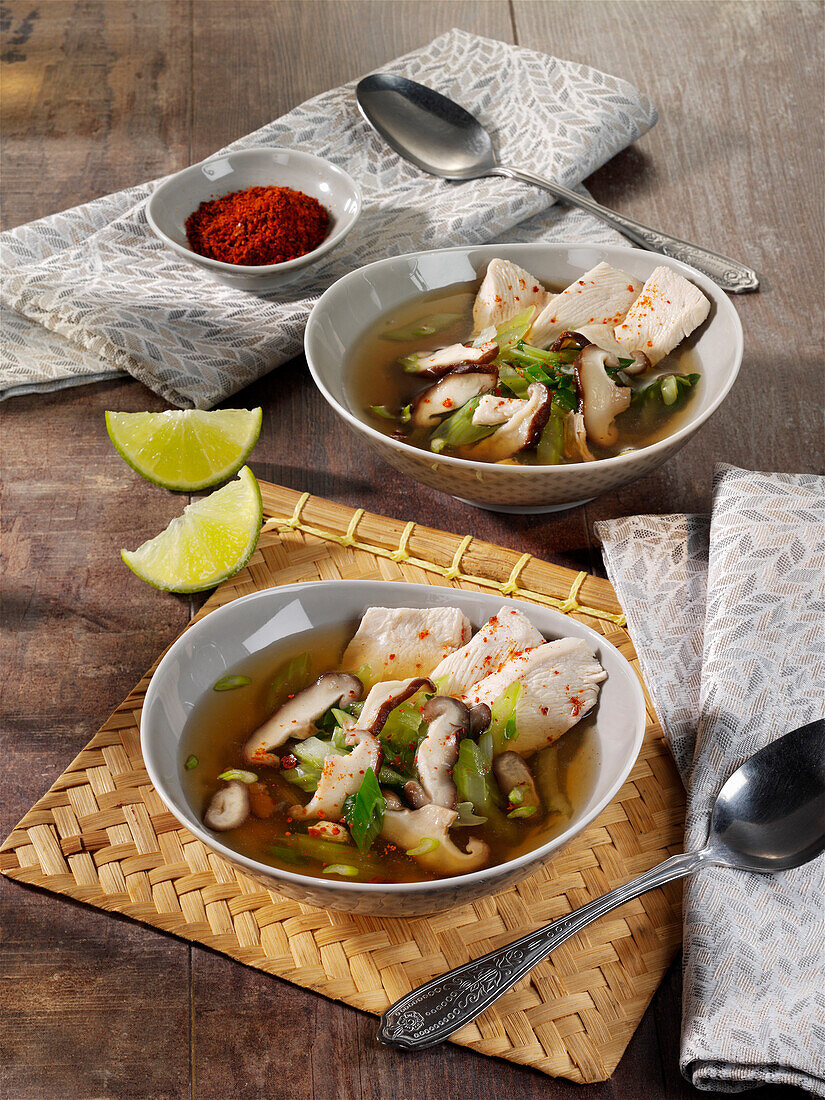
left=378, top=718, right=825, bottom=1050
left=356, top=74, right=759, bottom=294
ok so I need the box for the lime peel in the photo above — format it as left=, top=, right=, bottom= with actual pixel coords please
left=105, top=407, right=262, bottom=491
left=121, top=466, right=263, bottom=593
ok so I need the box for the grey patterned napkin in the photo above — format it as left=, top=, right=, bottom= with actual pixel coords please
left=0, top=29, right=656, bottom=408
left=596, top=464, right=825, bottom=1095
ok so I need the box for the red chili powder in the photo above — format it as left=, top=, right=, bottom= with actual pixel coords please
left=185, top=185, right=329, bottom=266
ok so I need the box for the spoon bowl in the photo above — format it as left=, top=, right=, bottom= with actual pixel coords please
left=708, top=718, right=825, bottom=871
left=356, top=74, right=497, bottom=179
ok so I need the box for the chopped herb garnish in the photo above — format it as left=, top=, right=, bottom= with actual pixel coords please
left=343, top=767, right=385, bottom=852
left=405, top=837, right=440, bottom=857
left=184, top=754, right=199, bottom=770
left=322, top=864, right=360, bottom=877
left=217, top=768, right=257, bottom=783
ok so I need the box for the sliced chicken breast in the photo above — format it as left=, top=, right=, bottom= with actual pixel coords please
left=472, top=259, right=550, bottom=333
left=463, top=638, right=607, bottom=757
left=529, top=263, right=642, bottom=349
left=429, top=606, right=544, bottom=696
left=613, top=265, right=711, bottom=365
left=341, top=607, right=471, bottom=682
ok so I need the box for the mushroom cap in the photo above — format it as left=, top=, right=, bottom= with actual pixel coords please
left=492, top=752, right=543, bottom=818
left=416, top=697, right=471, bottom=809
left=204, top=781, right=250, bottom=831
left=548, top=330, right=590, bottom=352
left=618, top=349, right=652, bottom=375
left=573, top=345, right=631, bottom=447
left=408, top=340, right=499, bottom=378
left=411, top=369, right=497, bottom=428
left=468, top=382, right=552, bottom=462
left=468, top=703, right=492, bottom=736
left=357, top=677, right=434, bottom=737
left=244, top=672, right=363, bottom=764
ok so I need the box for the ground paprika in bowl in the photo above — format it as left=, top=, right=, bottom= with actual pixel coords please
left=185, top=185, right=330, bottom=266
left=146, top=147, right=361, bottom=290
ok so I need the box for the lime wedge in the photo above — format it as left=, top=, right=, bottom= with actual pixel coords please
left=122, top=466, right=263, bottom=592
left=105, top=408, right=262, bottom=491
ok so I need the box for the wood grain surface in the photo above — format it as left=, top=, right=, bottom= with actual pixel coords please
left=1, top=2, right=822, bottom=1098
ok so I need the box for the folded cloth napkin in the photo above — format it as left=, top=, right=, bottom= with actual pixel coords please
left=596, top=464, right=825, bottom=1095
left=0, top=28, right=656, bottom=407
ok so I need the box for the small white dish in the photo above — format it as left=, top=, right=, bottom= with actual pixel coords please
left=146, top=147, right=361, bottom=291
left=304, top=243, right=744, bottom=512
left=140, top=579, right=646, bottom=916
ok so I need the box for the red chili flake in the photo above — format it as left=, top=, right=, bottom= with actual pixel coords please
left=442, top=398, right=454, bottom=409
left=627, top=284, right=635, bottom=292
left=532, top=285, right=539, bottom=292
left=185, top=185, right=329, bottom=266
left=419, top=629, right=430, bottom=639
left=570, top=696, right=584, bottom=716
left=389, top=652, right=396, bottom=660
left=280, top=753, right=298, bottom=770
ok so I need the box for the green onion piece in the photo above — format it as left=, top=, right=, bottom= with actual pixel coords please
left=508, top=785, right=524, bottom=805
left=454, top=738, right=517, bottom=842
left=507, top=805, right=538, bottom=819
left=271, top=833, right=381, bottom=875
left=281, top=761, right=322, bottom=792
left=660, top=374, right=680, bottom=405
left=497, top=362, right=531, bottom=399
left=269, top=844, right=305, bottom=865
left=292, top=736, right=348, bottom=770
left=380, top=312, right=463, bottom=342
left=400, top=404, right=412, bottom=424
left=184, top=754, right=199, bottom=770
left=630, top=372, right=700, bottom=408
left=536, top=408, right=565, bottom=466
left=405, top=837, right=440, bottom=857
left=322, top=864, right=360, bottom=877
left=370, top=404, right=397, bottom=420
left=343, top=767, right=385, bottom=852
left=354, top=663, right=371, bottom=689
left=428, top=395, right=498, bottom=454
left=551, top=387, right=577, bottom=413
left=213, top=674, right=252, bottom=692
left=454, top=801, right=487, bottom=827
left=617, top=356, right=636, bottom=369
left=489, top=681, right=522, bottom=753
left=494, top=307, right=536, bottom=352
left=265, top=652, right=312, bottom=715
left=217, top=768, right=257, bottom=784
left=378, top=764, right=408, bottom=787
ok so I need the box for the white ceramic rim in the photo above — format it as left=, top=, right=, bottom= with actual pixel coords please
left=304, top=242, right=744, bottom=475
left=146, top=146, right=363, bottom=276
left=140, top=579, right=647, bottom=899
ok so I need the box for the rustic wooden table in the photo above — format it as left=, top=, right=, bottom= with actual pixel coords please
left=1, top=3, right=822, bottom=1097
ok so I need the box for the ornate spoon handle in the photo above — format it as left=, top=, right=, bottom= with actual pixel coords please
left=493, top=165, right=759, bottom=294
left=378, top=849, right=706, bottom=1050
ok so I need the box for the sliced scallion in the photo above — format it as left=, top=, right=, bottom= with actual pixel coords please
left=405, top=837, right=440, bottom=857
left=322, top=864, right=360, bottom=877
left=217, top=768, right=258, bottom=783
left=213, top=674, right=252, bottom=692
left=184, top=754, right=199, bottom=770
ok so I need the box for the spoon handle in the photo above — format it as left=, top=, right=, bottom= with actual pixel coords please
left=493, top=165, right=759, bottom=294
left=377, top=849, right=705, bottom=1050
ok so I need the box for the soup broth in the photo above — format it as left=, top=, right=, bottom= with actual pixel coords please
left=181, top=625, right=600, bottom=884
left=347, top=281, right=701, bottom=464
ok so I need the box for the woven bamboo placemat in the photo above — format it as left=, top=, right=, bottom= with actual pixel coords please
left=0, top=481, right=685, bottom=1084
